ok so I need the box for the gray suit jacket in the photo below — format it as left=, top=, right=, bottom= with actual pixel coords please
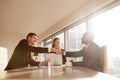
left=66, top=42, right=101, bottom=71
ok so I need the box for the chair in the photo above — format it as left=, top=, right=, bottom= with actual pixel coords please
left=100, top=45, right=108, bottom=73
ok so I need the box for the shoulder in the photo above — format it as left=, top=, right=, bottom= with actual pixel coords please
left=18, top=39, right=28, bottom=45
left=91, top=42, right=99, bottom=47
left=89, top=42, right=100, bottom=50
left=19, top=39, right=28, bottom=43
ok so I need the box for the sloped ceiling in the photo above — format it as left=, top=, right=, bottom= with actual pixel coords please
left=0, top=0, right=89, bottom=35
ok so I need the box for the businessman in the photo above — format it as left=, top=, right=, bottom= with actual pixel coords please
left=65, top=32, right=102, bottom=71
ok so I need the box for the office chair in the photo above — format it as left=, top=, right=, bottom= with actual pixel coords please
left=100, top=45, right=108, bottom=73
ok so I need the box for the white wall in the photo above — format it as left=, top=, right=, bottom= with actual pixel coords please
left=0, top=47, right=7, bottom=71
left=0, top=31, right=25, bottom=61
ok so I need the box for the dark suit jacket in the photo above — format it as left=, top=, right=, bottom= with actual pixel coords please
left=5, top=39, right=49, bottom=70
left=66, top=42, right=101, bottom=71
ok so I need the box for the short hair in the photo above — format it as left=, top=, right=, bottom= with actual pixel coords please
left=83, top=32, right=94, bottom=42
left=26, top=33, right=38, bottom=40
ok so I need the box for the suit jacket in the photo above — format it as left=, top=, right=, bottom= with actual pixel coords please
left=66, top=42, right=101, bottom=71
left=5, top=39, right=49, bottom=70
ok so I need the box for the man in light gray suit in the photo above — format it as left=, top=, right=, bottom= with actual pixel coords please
left=66, top=32, right=102, bottom=71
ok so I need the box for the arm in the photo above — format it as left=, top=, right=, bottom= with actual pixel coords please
left=65, top=48, right=85, bottom=57
left=19, top=39, right=49, bottom=53
left=28, top=46, right=49, bottom=53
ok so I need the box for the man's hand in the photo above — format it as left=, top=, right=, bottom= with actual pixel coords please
left=50, top=48, right=55, bottom=53
left=55, top=49, right=62, bottom=54
left=50, top=48, right=64, bottom=54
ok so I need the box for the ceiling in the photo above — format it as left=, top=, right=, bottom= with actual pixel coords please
left=0, top=0, right=89, bottom=35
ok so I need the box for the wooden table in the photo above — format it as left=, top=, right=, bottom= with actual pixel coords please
left=0, top=66, right=119, bottom=80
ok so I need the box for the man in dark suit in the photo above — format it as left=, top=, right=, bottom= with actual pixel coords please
left=5, top=33, right=57, bottom=70
left=65, top=32, right=102, bottom=71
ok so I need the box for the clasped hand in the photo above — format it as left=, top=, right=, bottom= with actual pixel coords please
left=50, top=48, right=63, bottom=54
left=40, top=48, right=63, bottom=66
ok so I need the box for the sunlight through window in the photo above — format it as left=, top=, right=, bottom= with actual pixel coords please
left=92, top=5, right=120, bottom=69
left=0, top=47, right=8, bottom=71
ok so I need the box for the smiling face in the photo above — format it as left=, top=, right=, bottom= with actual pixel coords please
left=28, top=35, right=38, bottom=45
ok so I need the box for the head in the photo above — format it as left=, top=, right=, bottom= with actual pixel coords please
left=26, top=33, right=38, bottom=45
left=81, top=32, right=94, bottom=45
left=52, top=38, right=60, bottom=48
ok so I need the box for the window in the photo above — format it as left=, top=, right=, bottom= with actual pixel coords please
left=0, top=47, right=7, bottom=71
left=91, top=5, right=120, bottom=75
left=46, top=38, right=52, bottom=43
left=39, top=41, right=44, bottom=47
left=38, top=38, right=52, bottom=62
left=68, top=22, right=86, bottom=51
left=43, top=38, right=52, bottom=48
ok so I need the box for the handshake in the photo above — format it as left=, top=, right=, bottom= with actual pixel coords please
left=50, top=48, right=64, bottom=55
left=40, top=48, right=64, bottom=66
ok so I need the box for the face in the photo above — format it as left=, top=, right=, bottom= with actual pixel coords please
left=28, top=35, right=38, bottom=45
left=81, top=32, right=94, bottom=45
left=54, top=39, right=60, bottom=47
left=81, top=33, right=89, bottom=45
left=81, top=35, right=86, bottom=44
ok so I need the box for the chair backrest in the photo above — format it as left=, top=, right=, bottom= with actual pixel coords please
left=100, top=45, right=108, bottom=73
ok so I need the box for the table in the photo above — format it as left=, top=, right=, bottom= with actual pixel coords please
left=0, top=66, right=119, bottom=80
